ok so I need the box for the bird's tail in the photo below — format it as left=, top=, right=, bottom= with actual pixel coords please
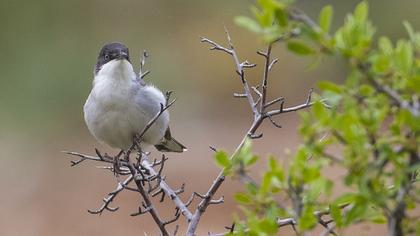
left=154, top=128, right=187, bottom=153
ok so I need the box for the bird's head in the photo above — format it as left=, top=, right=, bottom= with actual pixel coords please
left=94, top=42, right=131, bottom=75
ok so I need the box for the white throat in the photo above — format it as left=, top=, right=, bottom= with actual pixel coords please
left=95, top=59, right=136, bottom=84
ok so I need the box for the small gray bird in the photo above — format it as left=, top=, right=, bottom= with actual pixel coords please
left=84, top=42, right=186, bottom=152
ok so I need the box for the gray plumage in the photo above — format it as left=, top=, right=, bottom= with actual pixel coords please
left=84, top=42, right=186, bottom=152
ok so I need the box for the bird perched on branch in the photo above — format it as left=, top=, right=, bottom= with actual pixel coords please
left=84, top=42, right=186, bottom=153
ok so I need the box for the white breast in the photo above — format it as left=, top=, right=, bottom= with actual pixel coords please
left=83, top=59, right=169, bottom=150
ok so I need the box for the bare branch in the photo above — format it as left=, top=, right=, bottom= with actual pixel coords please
left=201, top=28, right=258, bottom=117
left=264, top=97, right=284, bottom=109
left=141, top=156, right=193, bottom=221
left=265, top=89, right=329, bottom=117
left=137, top=100, right=176, bottom=141
left=127, top=162, right=169, bottom=235
left=258, top=43, right=273, bottom=114
left=163, top=209, right=181, bottom=226
left=267, top=115, right=282, bottom=128
left=63, top=151, right=118, bottom=166
left=367, top=75, right=419, bottom=117
left=87, top=175, right=133, bottom=215
left=200, top=37, right=233, bottom=55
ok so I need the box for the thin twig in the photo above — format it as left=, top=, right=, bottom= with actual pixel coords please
left=87, top=175, right=133, bottom=215
left=139, top=50, right=150, bottom=79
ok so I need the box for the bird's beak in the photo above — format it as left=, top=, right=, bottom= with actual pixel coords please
left=115, top=51, right=129, bottom=61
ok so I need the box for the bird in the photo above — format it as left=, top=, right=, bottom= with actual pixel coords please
left=84, top=42, right=186, bottom=153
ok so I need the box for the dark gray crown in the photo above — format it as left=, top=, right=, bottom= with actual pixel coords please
left=95, top=42, right=130, bottom=74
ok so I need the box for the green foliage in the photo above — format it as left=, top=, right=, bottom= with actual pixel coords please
left=221, top=0, right=420, bottom=235
left=214, top=138, right=259, bottom=176
left=287, top=40, right=314, bottom=55
left=318, top=5, right=333, bottom=33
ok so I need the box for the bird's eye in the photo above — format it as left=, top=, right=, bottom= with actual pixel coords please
left=104, top=54, right=110, bottom=60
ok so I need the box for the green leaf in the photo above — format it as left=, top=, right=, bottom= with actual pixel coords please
left=319, top=5, right=333, bottom=33
left=299, top=206, right=317, bottom=230
left=214, top=151, right=230, bottom=168
left=275, top=8, right=288, bottom=27
left=234, top=16, right=262, bottom=33
left=368, top=213, right=387, bottom=224
left=318, top=81, right=342, bottom=93
left=287, top=40, right=315, bottom=55
left=354, top=1, right=368, bottom=23
left=395, top=40, right=413, bottom=75
left=234, top=192, right=252, bottom=205
left=258, top=0, right=285, bottom=10
left=344, top=197, right=368, bottom=225
left=378, top=36, right=393, bottom=54
left=403, top=21, right=415, bottom=41
left=330, top=204, right=343, bottom=227
left=334, top=193, right=357, bottom=205
left=244, top=155, right=259, bottom=166
left=257, top=219, right=278, bottom=234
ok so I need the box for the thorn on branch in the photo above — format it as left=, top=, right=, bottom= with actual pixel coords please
left=209, top=196, right=224, bottom=205
left=158, top=154, right=166, bottom=176
left=256, top=50, right=268, bottom=58
left=70, top=158, right=85, bottom=166
left=250, top=133, right=263, bottom=139
left=152, top=188, right=164, bottom=197
left=209, top=146, right=218, bottom=152
left=200, top=37, right=233, bottom=55
left=306, top=88, right=314, bottom=105
left=268, top=115, right=282, bottom=128
left=173, top=225, right=179, bottom=236
left=225, top=223, right=235, bottom=233
left=95, top=148, right=104, bottom=160
left=174, top=183, right=186, bottom=195
left=186, top=192, right=205, bottom=207
left=163, top=209, right=181, bottom=226
left=268, top=58, right=279, bottom=71
left=240, top=60, right=257, bottom=68
left=131, top=206, right=152, bottom=217
left=233, top=93, right=247, bottom=98
left=264, top=97, right=284, bottom=109
left=160, top=191, right=166, bottom=202
left=87, top=175, right=133, bottom=215
left=139, top=50, right=150, bottom=79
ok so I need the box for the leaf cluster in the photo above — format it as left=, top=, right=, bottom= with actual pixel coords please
left=219, top=1, right=420, bottom=235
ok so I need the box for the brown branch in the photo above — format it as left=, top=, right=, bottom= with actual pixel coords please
left=137, top=99, right=176, bottom=141
left=258, top=43, right=273, bottom=114
left=65, top=94, right=192, bottom=234
left=87, top=175, right=133, bottom=215
left=367, top=75, right=419, bottom=117
left=127, top=162, right=169, bottom=236
left=209, top=204, right=348, bottom=236
left=201, top=27, right=258, bottom=118
left=189, top=30, right=324, bottom=236
left=140, top=156, right=193, bottom=221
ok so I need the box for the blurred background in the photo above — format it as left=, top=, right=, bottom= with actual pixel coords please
left=1, top=0, right=419, bottom=235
